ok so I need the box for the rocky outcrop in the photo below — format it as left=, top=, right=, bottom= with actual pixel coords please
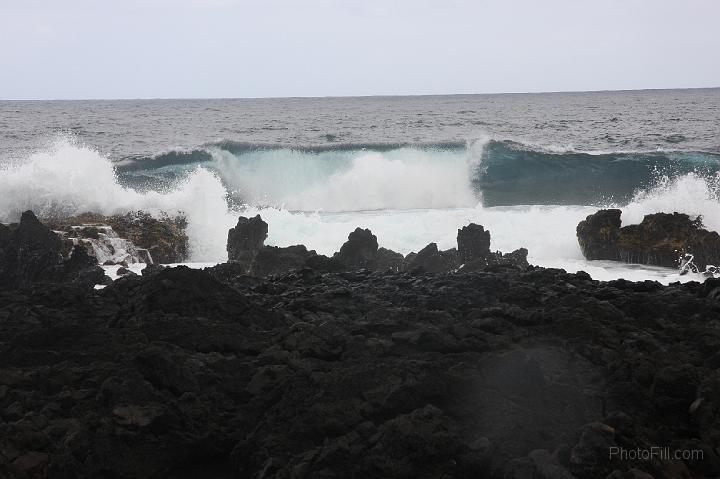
left=61, top=225, right=152, bottom=265
left=0, top=211, right=108, bottom=289
left=578, top=209, right=720, bottom=271
left=226, top=215, right=326, bottom=276
left=576, top=209, right=622, bottom=261
left=227, top=216, right=528, bottom=277
left=252, top=245, right=317, bottom=277
left=106, top=212, right=188, bottom=264
left=404, top=223, right=529, bottom=273
left=403, top=242, right=457, bottom=273
left=227, top=214, right=268, bottom=270
left=333, top=227, right=379, bottom=269
left=1, top=253, right=720, bottom=478
left=332, top=228, right=406, bottom=272
left=47, top=211, right=189, bottom=264
left=457, top=223, right=491, bottom=263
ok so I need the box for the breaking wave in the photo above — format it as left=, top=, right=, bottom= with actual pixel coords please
left=0, top=140, right=234, bottom=261
left=1, top=137, right=719, bottom=267
left=115, top=139, right=720, bottom=209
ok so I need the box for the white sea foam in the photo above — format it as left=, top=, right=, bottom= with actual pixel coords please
left=0, top=139, right=236, bottom=261
left=2, top=138, right=719, bottom=283
left=622, top=171, right=720, bottom=232
left=210, top=146, right=480, bottom=211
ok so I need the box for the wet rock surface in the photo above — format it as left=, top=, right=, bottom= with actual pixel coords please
left=0, top=211, right=107, bottom=289
left=578, top=210, right=720, bottom=271
left=46, top=211, right=189, bottom=264
left=227, top=214, right=268, bottom=271
left=1, top=213, right=720, bottom=478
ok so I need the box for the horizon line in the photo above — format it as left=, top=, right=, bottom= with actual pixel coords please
left=2, top=86, right=719, bottom=102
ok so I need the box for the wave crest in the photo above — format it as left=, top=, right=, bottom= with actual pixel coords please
left=2, top=137, right=719, bottom=269
left=0, top=139, right=235, bottom=261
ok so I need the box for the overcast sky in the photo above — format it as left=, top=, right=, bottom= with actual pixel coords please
left=1, top=0, right=718, bottom=99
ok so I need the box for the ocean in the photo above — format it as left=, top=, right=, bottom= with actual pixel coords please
left=1, top=89, right=719, bottom=283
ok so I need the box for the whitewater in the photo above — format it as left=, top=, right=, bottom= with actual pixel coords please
left=2, top=135, right=719, bottom=284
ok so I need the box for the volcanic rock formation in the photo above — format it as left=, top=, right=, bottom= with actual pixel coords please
left=47, top=211, right=189, bottom=264
left=0, top=210, right=108, bottom=289
left=226, top=215, right=528, bottom=276
left=2, top=212, right=720, bottom=478
left=577, top=209, right=720, bottom=271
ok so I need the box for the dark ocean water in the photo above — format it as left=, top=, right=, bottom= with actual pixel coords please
left=2, top=89, right=720, bottom=160
left=2, top=89, right=719, bottom=207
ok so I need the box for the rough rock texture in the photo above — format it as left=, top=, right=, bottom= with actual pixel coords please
left=252, top=245, right=318, bottom=277
left=576, top=209, right=623, bottom=261
left=5, top=214, right=719, bottom=477
left=403, top=243, right=457, bottom=273
left=457, top=223, right=491, bottom=263
left=105, top=212, right=189, bottom=264
left=578, top=210, right=720, bottom=270
left=333, top=227, right=380, bottom=269
left=227, top=214, right=269, bottom=269
left=228, top=216, right=527, bottom=277
left=47, top=212, right=189, bottom=264
left=1, top=260, right=720, bottom=478
left=0, top=211, right=107, bottom=289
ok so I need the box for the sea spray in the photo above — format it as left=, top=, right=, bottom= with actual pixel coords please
left=622, top=172, right=720, bottom=232
left=2, top=138, right=720, bottom=281
left=209, top=146, right=480, bottom=211
left=0, top=139, right=235, bottom=261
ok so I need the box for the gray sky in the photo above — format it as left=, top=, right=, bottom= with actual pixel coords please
left=1, top=0, right=719, bottom=99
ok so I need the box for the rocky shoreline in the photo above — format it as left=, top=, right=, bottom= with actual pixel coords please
left=43, top=212, right=189, bottom=266
left=226, top=215, right=529, bottom=277
left=577, top=210, right=720, bottom=275
left=1, top=211, right=720, bottom=478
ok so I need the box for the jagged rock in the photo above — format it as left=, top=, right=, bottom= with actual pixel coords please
left=224, top=218, right=525, bottom=277
left=577, top=210, right=720, bottom=270
left=227, top=215, right=268, bottom=270
left=332, top=228, right=405, bottom=271
left=577, top=209, right=623, bottom=261
left=3, top=210, right=62, bottom=286
left=458, top=223, right=491, bottom=262
left=46, top=212, right=188, bottom=264
left=499, top=248, right=530, bottom=268
left=405, top=224, right=528, bottom=273
left=619, top=213, right=720, bottom=269
left=333, top=227, right=379, bottom=269
left=106, top=212, right=188, bottom=264
left=1, top=246, right=720, bottom=477
left=403, top=243, right=457, bottom=273
left=0, top=211, right=108, bottom=289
